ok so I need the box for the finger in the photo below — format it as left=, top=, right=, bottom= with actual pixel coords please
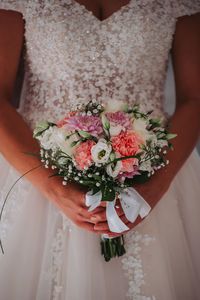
left=93, top=214, right=130, bottom=231
left=78, top=222, right=117, bottom=235
left=91, top=203, right=124, bottom=224
left=79, top=221, right=96, bottom=233
left=77, top=206, right=106, bottom=224
left=98, top=201, right=107, bottom=208
left=92, top=209, right=126, bottom=225
left=90, top=206, right=105, bottom=215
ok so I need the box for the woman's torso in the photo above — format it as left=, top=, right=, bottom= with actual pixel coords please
left=1, top=0, right=184, bottom=127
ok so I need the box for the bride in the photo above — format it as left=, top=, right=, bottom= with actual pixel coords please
left=0, top=0, right=200, bottom=299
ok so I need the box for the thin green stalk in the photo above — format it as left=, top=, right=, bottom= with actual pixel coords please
left=106, top=154, right=139, bottom=166
left=0, top=164, right=43, bottom=254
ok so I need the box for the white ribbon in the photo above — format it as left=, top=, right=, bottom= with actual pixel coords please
left=85, top=187, right=151, bottom=233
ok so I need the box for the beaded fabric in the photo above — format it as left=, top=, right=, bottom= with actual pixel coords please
left=0, top=0, right=199, bottom=130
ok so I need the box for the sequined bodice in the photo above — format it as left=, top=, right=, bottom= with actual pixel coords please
left=1, top=0, right=200, bottom=129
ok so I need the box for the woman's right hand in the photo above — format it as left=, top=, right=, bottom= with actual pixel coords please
left=45, top=177, right=114, bottom=234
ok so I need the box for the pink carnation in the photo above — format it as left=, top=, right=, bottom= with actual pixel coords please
left=66, top=115, right=103, bottom=137
left=111, top=131, right=144, bottom=156
left=74, top=140, right=96, bottom=170
left=121, top=157, right=138, bottom=173
left=111, top=131, right=144, bottom=172
left=106, top=111, right=132, bottom=129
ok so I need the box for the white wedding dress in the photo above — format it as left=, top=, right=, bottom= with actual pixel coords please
left=0, top=1, right=200, bottom=299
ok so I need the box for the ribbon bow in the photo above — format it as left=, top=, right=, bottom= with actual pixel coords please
left=86, top=187, right=151, bottom=233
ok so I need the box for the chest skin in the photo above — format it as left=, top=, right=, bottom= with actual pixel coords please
left=74, top=0, right=131, bottom=21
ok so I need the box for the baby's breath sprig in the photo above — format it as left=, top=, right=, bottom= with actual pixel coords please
left=83, top=99, right=104, bottom=116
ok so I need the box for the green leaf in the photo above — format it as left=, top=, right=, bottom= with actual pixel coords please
left=101, top=114, right=110, bottom=130
left=78, top=130, right=91, bottom=138
left=35, top=121, right=50, bottom=129
left=92, top=175, right=102, bottom=181
left=80, top=180, right=96, bottom=186
left=139, top=143, right=146, bottom=150
left=33, top=121, right=56, bottom=138
left=165, top=133, right=177, bottom=140
left=109, top=152, right=116, bottom=161
left=168, top=142, right=174, bottom=150
left=70, top=140, right=79, bottom=147
left=33, top=128, right=46, bottom=138
left=132, top=103, right=140, bottom=111
left=147, top=110, right=153, bottom=115
left=150, top=117, right=164, bottom=124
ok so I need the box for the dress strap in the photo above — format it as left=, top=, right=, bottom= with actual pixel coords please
left=0, top=0, right=24, bottom=14
left=171, top=0, right=200, bottom=18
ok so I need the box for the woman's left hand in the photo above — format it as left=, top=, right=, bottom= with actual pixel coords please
left=92, top=174, right=171, bottom=237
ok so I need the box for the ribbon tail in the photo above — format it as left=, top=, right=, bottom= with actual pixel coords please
left=106, top=200, right=129, bottom=233
left=120, top=187, right=151, bottom=223
left=85, top=190, right=102, bottom=212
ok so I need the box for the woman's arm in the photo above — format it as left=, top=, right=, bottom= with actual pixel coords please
left=94, top=13, right=200, bottom=235
left=137, top=13, right=200, bottom=207
left=0, top=10, right=115, bottom=235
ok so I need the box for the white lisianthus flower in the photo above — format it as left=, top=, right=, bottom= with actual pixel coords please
left=109, top=122, right=123, bottom=136
left=53, top=126, right=78, bottom=156
left=37, top=126, right=57, bottom=150
left=106, top=160, right=123, bottom=178
left=91, top=139, right=112, bottom=165
left=104, top=100, right=127, bottom=113
left=106, top=153, right=123, bottom=178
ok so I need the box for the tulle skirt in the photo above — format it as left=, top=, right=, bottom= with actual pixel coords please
left=0, top=148, right=200, bottom=300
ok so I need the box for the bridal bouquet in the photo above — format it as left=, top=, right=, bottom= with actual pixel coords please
left=33, top=100, right=176, bottom=261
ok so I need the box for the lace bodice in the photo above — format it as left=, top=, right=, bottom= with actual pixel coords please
left=0, top=0, right=200, bottom=129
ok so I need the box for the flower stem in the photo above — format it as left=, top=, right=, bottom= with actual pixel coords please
left=0, top=164, right=43, bottom=254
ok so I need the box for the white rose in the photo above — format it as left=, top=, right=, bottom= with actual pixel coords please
left=91, top=139, right=112, bottom=165
left=104, top=100, right=127, bottom=113
left=109, top=122, right=123, bottom=136
left=53, top=126, right=78, bottom=156
left=37, top=126, right=57, bottom=150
